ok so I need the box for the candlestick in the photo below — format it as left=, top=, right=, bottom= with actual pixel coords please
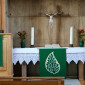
left=70, top=26, right=73, bottom=45
left=31, top=27, right=34, bottom=46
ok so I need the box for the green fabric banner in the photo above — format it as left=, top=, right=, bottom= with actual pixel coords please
left=39, top=48, right=66, bottom=78
left=0, top=35, right=3, bottom=67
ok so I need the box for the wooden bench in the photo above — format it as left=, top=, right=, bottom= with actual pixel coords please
left=0, top=77, right=64, bottom=85
left=0, top=81, right=64, bottom=85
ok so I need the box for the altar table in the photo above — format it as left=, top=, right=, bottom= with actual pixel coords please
left=13, top=47, right=85, bottom=80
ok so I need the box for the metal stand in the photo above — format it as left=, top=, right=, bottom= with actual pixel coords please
left=69, top=44, right=73, bottom=47
left=30, top=45, right=34, bottom=48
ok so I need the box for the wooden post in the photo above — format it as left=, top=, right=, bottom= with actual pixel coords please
left=1, top=0, right=6, bottom=32
left=79, top=61, right=84, bottom=80
left=58, top=80, right=62, bottom=85
left=22, top=62, right=27, bottom=81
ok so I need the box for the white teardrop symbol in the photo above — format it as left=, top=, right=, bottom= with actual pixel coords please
left=45, top=52, right=60, bottom=74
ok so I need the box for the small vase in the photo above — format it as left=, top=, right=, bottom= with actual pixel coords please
left=21, top=41, right=25, bottom=48
left=79, top=41, right=84, bottom=47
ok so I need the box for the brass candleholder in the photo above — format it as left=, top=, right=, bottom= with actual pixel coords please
left=69, top=44, right=73, bottom=47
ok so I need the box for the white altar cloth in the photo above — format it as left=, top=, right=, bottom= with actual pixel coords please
left=13, top=47, right=85, bottom=65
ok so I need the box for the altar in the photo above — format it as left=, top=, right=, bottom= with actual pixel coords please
left=13, top=47, right=85, bottom=80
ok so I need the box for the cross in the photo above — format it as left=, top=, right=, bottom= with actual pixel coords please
left=45, top=11, right=63, bottom=28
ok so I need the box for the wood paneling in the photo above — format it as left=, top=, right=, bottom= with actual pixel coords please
left=79, top=0, right=85, bottom=16
left=66, top=62, right=78, bottom=78
left=79, top=61, right=84, bottom=80
left=69, top=0, right=78, bottom=16
left=7, top=0, right=85, bottom=47
left=0, top=33, right=13, bottom=80
left=8, top=16, right=80, bottom=47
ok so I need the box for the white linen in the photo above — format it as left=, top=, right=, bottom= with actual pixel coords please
left=13, top=53, right=39, bottom=65
left=13, top=47, right=85, bottom=65
left=67, top=53, right=85, bottom=64
left=65, top=47, right=85, bottom=53
left=13, top=48, right=39, bottom=53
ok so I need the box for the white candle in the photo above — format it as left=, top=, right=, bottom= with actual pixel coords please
left=31, top=27, right=34, bottom=45
left=70, top=26, right=73, bottom=44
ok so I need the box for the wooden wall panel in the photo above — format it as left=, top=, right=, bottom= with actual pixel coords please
left=8, top=0, right=70, bottom=17
left=79, top=0, right=85, bottom=16
left=68, top=0, right=78, bottom=16
left=8, top=17, right=31, bottom=47
left=7, top=0, right=85, bottom=47
left=8, top=16, right=80, bottom=47
left=0, top=34, right=13, bottom=79
left=79, top=17, right=85, bottom=29
left=8, top=0, right=42, bottom=17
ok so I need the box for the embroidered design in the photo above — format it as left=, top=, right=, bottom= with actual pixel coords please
left=45, top=52, right=60, bottom=74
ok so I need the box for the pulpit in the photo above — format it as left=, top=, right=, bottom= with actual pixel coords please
left=0, top=33, right=13, bottom=80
